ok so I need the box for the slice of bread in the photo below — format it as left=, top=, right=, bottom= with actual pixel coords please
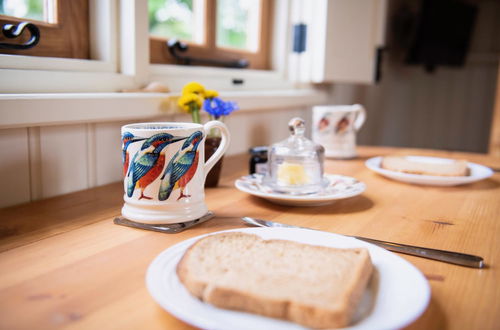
left=177, top=232, right=373, bottom=329
left=381, top=156, right=469, bottom=176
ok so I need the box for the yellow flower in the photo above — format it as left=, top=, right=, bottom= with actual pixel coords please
left=182, top=82, right=205, bottom=96
left=178, top=93, right=203, bottom=113
left=204, top=89, right=219, bottom=99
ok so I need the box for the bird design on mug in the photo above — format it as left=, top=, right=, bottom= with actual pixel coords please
left=335, top=115, right=351, bottom=135
left=126, top=133, right=187, bottom=200
left=158, top=131, right=204, bottom=201
left=318, top=115, right=330, bottom=132
left=121, top=132, right=146, bottom=176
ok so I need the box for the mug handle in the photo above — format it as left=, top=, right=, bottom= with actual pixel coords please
left=352, top=104, right=366, bottom=131
left=203, top=120, right=231, bottom=179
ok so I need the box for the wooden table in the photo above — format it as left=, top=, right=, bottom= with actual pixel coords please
left=0, top=146, right=499, bottom=330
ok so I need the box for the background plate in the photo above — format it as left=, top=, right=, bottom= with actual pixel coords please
left=365, top=156, right=493, bottom=186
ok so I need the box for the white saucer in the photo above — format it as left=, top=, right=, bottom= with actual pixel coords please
left=365, top=156, right=493, bottom=186
left=234, top=174, right=365, bottom=206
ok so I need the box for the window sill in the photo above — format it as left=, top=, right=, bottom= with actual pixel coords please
left=0, top=89, right=328, bottom=129
left=150, top=64, right=293, bottom=91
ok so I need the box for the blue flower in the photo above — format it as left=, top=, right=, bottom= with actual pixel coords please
left=203, top=97, right=238, bottom=119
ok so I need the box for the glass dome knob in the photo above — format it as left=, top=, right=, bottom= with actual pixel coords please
left=288, top=117, right=305, bottom=136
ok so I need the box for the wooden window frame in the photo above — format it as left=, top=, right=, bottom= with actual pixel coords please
left=0, top=0, right=89, bottom=59
left=150, top=0, right=273, bottom=70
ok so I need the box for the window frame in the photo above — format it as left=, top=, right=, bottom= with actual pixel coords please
left=149, top=0, right=273, bottom=70
left=0, top=0, right=90, bottom=59
left=0, top=0, right=293, bottom=94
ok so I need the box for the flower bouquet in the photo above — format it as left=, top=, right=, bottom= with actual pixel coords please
left=177, top=82, right=238, bottom=187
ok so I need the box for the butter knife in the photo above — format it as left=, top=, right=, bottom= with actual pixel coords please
left=241, top=216, right=484, bottom=268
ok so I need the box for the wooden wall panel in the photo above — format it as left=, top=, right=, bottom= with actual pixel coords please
left=95, top=122, right=123, bottom=186
left=27, top=127, right=42, bottom=201
left=446, top=68, right=468, bottom=151
left=489, top=65, right=500, bottom=157
left=464, top=65, right=497, bottom=151
left=341, top=61, right=498, bottom=153
left=0, top=129, right=30, bottom=208
left=224, top=107, right=310, bottom=156
left=39, top=125, right=88, bottom=198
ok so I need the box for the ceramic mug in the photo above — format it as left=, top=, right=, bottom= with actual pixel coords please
left=312, top=104, right=366, bottom=159
left=121, top=121, right=230, bottom=224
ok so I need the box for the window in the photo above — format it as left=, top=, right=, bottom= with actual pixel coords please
left=0, top=0, right=89, bottom=59
left=0, top=1, right=292, bottom=93
left=148, top=0, right=272, bottom=70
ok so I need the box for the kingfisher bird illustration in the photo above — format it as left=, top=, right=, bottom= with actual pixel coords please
left=158, top=131, right=204, bottom=201
left=126, top=133, right=187, bottom=200
left=121, top=132, right=146, bottom=176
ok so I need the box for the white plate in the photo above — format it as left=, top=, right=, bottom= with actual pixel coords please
left=365, top=156, right=493, bottom=186
left=147, top=228, right=430, bottom=330
left=234, top=174, right=366, bottom=206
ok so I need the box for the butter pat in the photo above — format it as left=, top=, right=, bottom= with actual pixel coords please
left=277, top=162, right=310, bottom=185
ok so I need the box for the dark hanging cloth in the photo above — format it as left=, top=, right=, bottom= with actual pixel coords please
left=406, top=0, right=478, bottom=72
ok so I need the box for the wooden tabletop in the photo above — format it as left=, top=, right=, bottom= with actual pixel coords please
left=0, top=146, right=499, bottom=330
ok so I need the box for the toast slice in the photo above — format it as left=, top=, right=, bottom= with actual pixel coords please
left=381, top=156, right=469, bottom=176
left=177, top=232, right=373, bottom=329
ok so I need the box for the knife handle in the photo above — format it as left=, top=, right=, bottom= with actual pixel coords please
left=354, top=236, right=484, bottom=268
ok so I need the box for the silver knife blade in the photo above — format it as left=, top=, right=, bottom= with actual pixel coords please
left=241, top=216, right=484, bottom=268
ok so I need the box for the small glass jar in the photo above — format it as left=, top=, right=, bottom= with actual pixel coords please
left=249, top=146, right=268, bottom=175
left=266, top=117, right=325, bottom=194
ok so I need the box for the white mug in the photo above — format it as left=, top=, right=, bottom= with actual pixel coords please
left=312, top=104, right=366, bottom=158
left=121, top=121, right=230, bottom=224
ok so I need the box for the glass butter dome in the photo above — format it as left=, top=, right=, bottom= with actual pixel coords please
left=266, top=117, right=325, bottom=194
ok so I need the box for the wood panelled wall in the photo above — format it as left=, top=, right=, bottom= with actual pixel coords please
left=489, top=65, right=500, bottom=156
left=356, top=60, right=498, bottom=153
